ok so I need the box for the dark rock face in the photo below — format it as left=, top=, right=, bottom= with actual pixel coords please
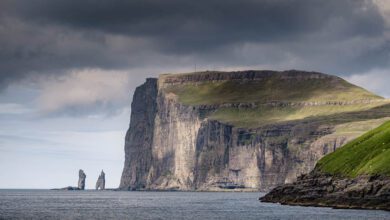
left=119, top=78, right=158, bottom=190
left=78, top=169, right=86, bottom=190
left=96, top=170, right=105, bottom=190
left=119, top=71, right=390, bottom=191
left=260, top=171, right=390, bottom=211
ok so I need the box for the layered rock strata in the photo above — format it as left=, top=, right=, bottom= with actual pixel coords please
left=119, top=70, right=390, bottom=191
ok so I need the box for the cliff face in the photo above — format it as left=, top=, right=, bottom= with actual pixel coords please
left=120, top=78, right=157, bottom=189
left=119, top=70, right=390, bottom=191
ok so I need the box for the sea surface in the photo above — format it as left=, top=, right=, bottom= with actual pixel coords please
left=0, top=190, right=388, bottom=220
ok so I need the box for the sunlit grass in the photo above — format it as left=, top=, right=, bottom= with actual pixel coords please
left=164, top=76, right=382, bottom=106
left=208, top=103, right=390, bottom=128
left=163, top=72, right=386, bottom=127
left=317, top=120, right=390, bottom=177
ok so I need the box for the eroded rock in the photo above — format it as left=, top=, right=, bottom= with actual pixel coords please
left=96, top=170, right=105, bottom=190
left=78, top=169, right=86, bottom=190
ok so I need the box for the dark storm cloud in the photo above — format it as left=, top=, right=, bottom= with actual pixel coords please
left=0, top=0, right=388, bottom=87
left=2, top=0, right=384, bottom=49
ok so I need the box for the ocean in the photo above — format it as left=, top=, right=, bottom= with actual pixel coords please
left=0, top=190, right=388, bottom=219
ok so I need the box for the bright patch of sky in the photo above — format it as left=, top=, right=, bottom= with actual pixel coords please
left=0, top=83, right=129, bottom=188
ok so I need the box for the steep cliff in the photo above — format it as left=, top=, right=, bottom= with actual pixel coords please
left=120, top=78, right=157, bottom=189
left=119, top=70, right=390, bottom=191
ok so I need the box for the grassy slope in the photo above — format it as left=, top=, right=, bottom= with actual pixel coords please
left=209, top=103, right=388, bottom=128
left=331, top=117, right=390, bottom=137
left=317, top=121, right=390, bottom=177
left=164, top=76, right=381, bottom=105
left=163, top=71, right=387, bottom=127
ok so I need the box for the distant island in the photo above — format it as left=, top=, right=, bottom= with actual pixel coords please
left=118, top=70, right=390, bottom=192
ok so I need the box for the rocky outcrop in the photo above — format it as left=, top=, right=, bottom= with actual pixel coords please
left=53, top=169, right=87, bottom=190
left=54, top=186, right=82, bottom=191
left=78, top=169, right=86, bottom=190
left=260, top=170, right=390, bottom=210
left=96, top=170, right=105, bottom=190
left=119, top=70, right=390, bottom=191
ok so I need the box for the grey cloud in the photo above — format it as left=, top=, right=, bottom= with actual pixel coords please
left=2, top=0, right=384, bottom=50
left=0, top=0, right=388, bottom=92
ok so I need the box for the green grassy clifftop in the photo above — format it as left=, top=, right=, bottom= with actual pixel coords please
left=163, top=70, right=381, bottom=105
left=160, top=70, right=388, bottom=127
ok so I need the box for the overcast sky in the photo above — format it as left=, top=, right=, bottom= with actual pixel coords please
left=0, top=0, right=389, bottom=189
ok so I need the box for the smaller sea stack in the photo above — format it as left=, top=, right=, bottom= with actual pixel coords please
left=96, top=170, right=105, bottom=190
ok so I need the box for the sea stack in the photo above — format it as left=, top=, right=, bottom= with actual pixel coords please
left=96, top=170, right=105, bottom=190
left=78, top=169, right=86, bottom=190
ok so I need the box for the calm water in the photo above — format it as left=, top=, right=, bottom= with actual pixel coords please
left=0, top=190, right=389, bottom=220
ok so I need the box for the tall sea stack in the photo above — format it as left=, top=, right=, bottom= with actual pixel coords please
left=119, top=70, right=390, bottom=191
left=78, top=169, right=86, bottom=190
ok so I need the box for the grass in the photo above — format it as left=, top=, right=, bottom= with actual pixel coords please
left=162, top=71, right=386, bottom=127
left=209, top=103, right=389, bottom=128
left=332, top=118, right=390, bottom=136
left=316, top=120, right=390, bottom=177
left=164, top=75, right=381, bottom=106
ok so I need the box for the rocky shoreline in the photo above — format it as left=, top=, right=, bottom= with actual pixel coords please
left=260, top=170, right=390, bottom=211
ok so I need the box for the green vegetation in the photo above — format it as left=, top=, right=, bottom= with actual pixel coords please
left=162, top=71, right=387, bottom=127
left=209, top=103, right=388, bottom=128
left=332, top=118, right=390, bottom=136
left=317, top=120, right=390, bottom=177
left=164, top=75, right=381, bottom=105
